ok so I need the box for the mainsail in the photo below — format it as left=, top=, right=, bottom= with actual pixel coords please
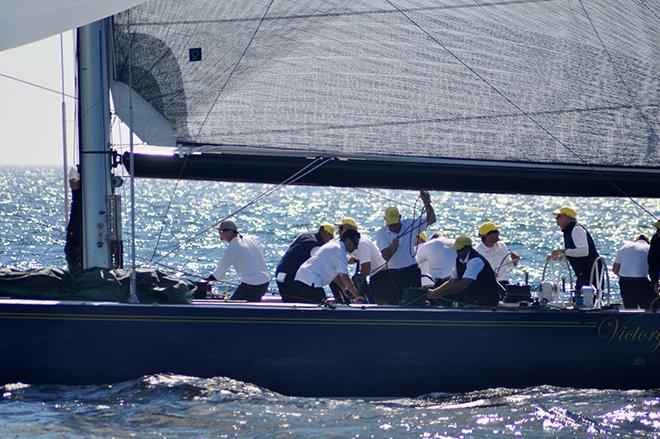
left=112, top=0, right=659, bottom=196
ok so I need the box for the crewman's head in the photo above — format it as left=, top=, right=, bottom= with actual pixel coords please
left=653, top=220, right=660, bottom=237
left=637, top=234, right=650, bottom=244
left=479, top=221, right=501, bottom=247
left=453, top=235, right=472, bottom=259
left=431, top=231, right=445, bottom=240
left=416, top=232, right=428, bottom=245
left=218, top=220, right=239, bottom=242
left=340, top=228, right=361, bottom=253
left=552, top=206, right=577, bottom=230
left=318, top=223, right=335, bottom=243
left=385, top=207, right=401, bottom=232
left=335, top=217, right=359, bottom=237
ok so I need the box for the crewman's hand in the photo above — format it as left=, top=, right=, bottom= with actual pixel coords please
left=549, top=249, right=564, bottom=261
left=348, top=256, right=358, bottom=264
left=511, top=252, right=520, bottom=265
left=391, top=238, right=399, bottom=250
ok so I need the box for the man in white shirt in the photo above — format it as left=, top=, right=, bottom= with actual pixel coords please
left=613, top=235, right=655, bottom=309
left=294, top=228, right=364, bottom=304
left=548, top=206, right=601, bottom=292
left=207, top=220, right=270, bottom=302
left=427, top=235, right=500, bottom=307
left=475, top=222, right=519, bottom=292
left=336, top=217, right=389, bottom=304
left=416, top=231, right=456, bottom=286
left=375, top=190, right=436, bottom=304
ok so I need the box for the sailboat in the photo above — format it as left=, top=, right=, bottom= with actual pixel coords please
left=0, top=0, right=658, bottom=397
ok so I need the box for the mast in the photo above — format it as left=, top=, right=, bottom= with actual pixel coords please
left=76, top=19, right=113, bottom=269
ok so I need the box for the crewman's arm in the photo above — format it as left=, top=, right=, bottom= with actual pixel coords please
left=612, top=263, right=621, bottom=276
left=360, top=261, right=372, bottom=276
left=428, top=278, right=472, bottom=298
left=420, top=190, right=436, bottom=227
left=564, top=225, right=589, bottom=257
left=380, top=238, right=399, bottom=262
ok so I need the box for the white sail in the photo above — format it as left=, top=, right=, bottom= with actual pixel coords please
left=0, top=0, right=147, bottom=51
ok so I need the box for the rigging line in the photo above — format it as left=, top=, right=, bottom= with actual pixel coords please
left=0, top=204, right=66, bottom=233
left=352, top=188, right=473, bottom=227
left=630, top=0, right=660, bottom=21
left=385, top=0, right=658, bottom=221
left=577, top=0, right=657, bottom=158
left=148, top=0, right=276, bottom=263
left=0, top=72, right=77, bottom=100
left=151, top=153, right=322, bottom=262
left=153, top=157, right=332, bottom=264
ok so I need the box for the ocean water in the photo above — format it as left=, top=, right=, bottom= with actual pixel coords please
left=1, top=166, right=659, bottom=438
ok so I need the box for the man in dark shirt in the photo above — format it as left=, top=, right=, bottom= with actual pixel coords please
left=64, top=169, right=82, bottom=273
left=649, top=220, right=660, bottom=297
left=275, top=223, right=334, bottom=302
left=427, top=235, right=500, bottom=307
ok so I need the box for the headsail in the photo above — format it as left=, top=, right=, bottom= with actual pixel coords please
left=0, top=0, right=146, bottom=51
left=113, top=0, right=659, bottom=196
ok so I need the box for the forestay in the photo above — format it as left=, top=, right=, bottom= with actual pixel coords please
left=112, top=0, right=660, bottom=195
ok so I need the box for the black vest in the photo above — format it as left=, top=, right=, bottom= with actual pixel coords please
left=562, top=222, right=599, bottom=280
left=455, top=248, right=500, bottom=306
left=276, top=233, right=324, bottom=278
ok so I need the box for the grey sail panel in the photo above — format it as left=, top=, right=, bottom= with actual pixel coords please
left=113, top=0, right=659, bottom=169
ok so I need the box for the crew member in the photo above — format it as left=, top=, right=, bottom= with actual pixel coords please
left=275, top=223, right=334, bottom=302
left=427, top=235, right=500, bottom=307
left=649, top=220, right=660, bottom=296
left=416, top=232, right=428, bottom=246
left=416, top=231, right=456, bottom=286
left=293, top=229, right=364, bottom=304
left=336, top=217, right=389, bottom=304
left=613, top=235, right=654, bottom=309
left=548, top=206, right=601, bottom=292
left=475, top=221, right=519, bottom=293
left=376, top=190, right=436, bottom=305
left=207, top=220, right=270, bottom=302
left=64, top=166, right=82, bottom=272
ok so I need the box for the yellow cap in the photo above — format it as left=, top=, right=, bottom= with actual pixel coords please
left=478, top=221, right=501, bottom=236
left=385, top=207, right=400, bottom=225
left=652, top=220, right=660, bottom=229
left=418, top=232, right=428, bottom=242
left=335, top=217, right=358, bottom=229
left=453, top=235, right=472, bottom=250
left=319, top=223, right=335, bottom=236
left=552, top=206, right=577, bottom=219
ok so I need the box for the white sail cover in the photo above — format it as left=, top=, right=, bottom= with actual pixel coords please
left=0, top=0, right=146, bottom=51
left=113, top=0, right=659, bottom=169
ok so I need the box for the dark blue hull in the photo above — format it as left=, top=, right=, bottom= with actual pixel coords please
left=1, top=299, right=658, bottom=396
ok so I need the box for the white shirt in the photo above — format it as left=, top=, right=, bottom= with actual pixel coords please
left=452, top=252, right=485, bottom=280
left=564, top=224, right=589, bottom=258
left=352, top=236, right=387, bottom=277
left=376, top=217, right=428, bottom=270
left=295, top=240, right=349, bottom=287
left=475, top=241, right=513, bottom=282
left=212, top=235, right=270, bottom=285
left=614, top=239, right=650, bottom=278
left=416, top=237, right=456, bottom=280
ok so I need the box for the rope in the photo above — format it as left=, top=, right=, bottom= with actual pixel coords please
left=153, top=157, right=332, bottom=264
left=0, top=72, right=77, bottom=100
left=385, top=0, right=658, bottom=221
left=149, top=0, right=276, bottom=262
